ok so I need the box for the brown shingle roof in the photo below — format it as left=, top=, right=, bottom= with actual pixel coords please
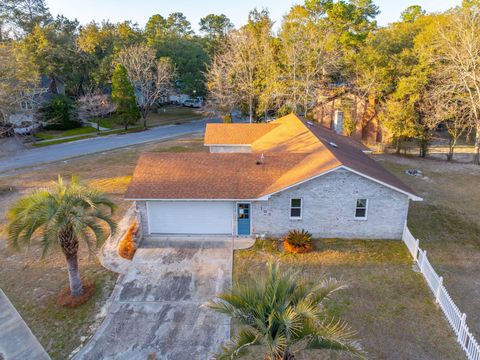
left=126, top=114, right=421, bottom=200
left=125, top=152, right=314, bottom=199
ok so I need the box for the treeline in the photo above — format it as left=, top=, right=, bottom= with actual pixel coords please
left=0, top=0, right=479, bottom=163
left=207, top=1, right=480, bottom=163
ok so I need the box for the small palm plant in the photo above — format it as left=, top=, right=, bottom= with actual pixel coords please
left=6, top=176, right=117, bottom=298
left=208, top=263, right=365, bottom=360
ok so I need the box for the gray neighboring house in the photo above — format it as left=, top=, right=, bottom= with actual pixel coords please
left=8, top=75, right=65, bottom=134
left=126, top=114, right=422, bottom=240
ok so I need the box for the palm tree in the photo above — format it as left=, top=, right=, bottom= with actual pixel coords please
left=7, top=176, right=117, bottom=297
left=208, top=263, right=365, bottom=360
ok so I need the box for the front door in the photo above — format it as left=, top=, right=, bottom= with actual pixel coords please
left=237, top=203, right=251, bottom=236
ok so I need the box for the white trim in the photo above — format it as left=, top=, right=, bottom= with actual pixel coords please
left=289, top=198, right=303, bottom=220
left=236, top=202, right=252, bottom=236
left=126, top=198, right=266, bottom=202
left=354, top=198, right=368, bottom=220
left=146, top=201, right=152, bottom=235
left=341, top=166, right=423, bottom=201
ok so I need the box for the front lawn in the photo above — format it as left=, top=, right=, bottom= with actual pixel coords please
left=0, top=135, right=206, bottom=359
left=234, top=239, right=463, bottom=359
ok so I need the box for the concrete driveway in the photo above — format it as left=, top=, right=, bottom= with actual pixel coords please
left=76, top=241, right=232, bottom=360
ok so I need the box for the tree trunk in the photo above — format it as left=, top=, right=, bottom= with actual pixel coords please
left=60, top=227, right=83, bottom=297
left=395, top=138, right=401, bottom=154
left=66, top=253, right=84, bottom=297
left=474, top=123, right=480, bottom=165
left=249, top=96, right=253, bottom=124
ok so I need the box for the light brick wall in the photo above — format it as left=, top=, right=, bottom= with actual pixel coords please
left=135, top=201, right=149, bottom=236
left=252, top=169, right=410, bottom=239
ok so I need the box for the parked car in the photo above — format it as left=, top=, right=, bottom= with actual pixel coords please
left=182, top=99, right=202, bottom=108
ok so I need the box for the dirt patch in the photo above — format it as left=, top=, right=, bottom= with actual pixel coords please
left=57, top=280, right=95, bottom=307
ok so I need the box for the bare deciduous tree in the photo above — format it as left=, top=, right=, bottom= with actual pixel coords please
left=425, top=4, right=480, bottom=164
left=77, top=90, right=117, bottom=131
left=117, top=44, right=175, bottom=128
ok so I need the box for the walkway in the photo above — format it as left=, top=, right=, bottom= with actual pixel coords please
left=0, top=289, right=50, bottom=360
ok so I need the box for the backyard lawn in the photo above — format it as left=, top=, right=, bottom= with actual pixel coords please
left=234, top=239, right=464, bottom=359
left=0, top=135, right=206, bottom=359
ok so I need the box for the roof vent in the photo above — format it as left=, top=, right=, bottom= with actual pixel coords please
left=329, top=142, right=338, bottom=148
left=256, top=153, right=265, bottom=165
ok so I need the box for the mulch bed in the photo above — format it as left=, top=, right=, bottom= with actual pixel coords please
left=283, top=239, right=313, bottom=254
left=56, top=280, right=95, bottom=308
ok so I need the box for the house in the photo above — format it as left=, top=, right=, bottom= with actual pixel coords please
left=126, top=114, right=422, bottom=240
left=8, top=75, right=65, bottom=134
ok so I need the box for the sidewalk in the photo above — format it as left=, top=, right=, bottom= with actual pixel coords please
left=0, top=289, right=50, bottom=360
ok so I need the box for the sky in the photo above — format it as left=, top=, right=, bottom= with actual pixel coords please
left=45, top=0, right=461, bottom=32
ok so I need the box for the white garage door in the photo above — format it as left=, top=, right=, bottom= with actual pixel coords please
left=147, top=201, right=234, bottom=235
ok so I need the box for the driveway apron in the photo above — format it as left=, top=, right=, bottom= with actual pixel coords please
left=76, top=241, right=232, bottom=360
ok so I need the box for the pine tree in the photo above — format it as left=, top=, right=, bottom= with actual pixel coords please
left=111, top=64, right=139, bottom=131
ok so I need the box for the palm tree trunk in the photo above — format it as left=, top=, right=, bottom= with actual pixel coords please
left=60, top=228, right=83, bottom=297
left=66, top=253, right=84, bottom=297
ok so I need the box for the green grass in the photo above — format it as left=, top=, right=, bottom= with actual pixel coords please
left=91, top=106, right=204, bottom=130
left=35, top=126, right=98, bottom=140
left=32, top=127, right=143, bottom=147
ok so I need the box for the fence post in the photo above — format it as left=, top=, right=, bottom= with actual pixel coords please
left=420, top=250, right=426, bottom=272
left=436, top=276, right=443, bottom=303
left=414, top=238, right=420, bottom=261
left=458, top=313, right=466, bottom=342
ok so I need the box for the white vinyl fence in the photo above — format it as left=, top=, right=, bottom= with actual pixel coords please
left=403, top=225, right=480, bottom=360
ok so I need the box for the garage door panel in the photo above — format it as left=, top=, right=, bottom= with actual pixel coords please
left=147, top=201, right=233, bottom=235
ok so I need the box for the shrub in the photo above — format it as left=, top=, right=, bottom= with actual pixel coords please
left=118, top=222, right=138, bottom=260
left=283, top=229, right=313, bottom=254
left=38, top=94, right=81, bottom=130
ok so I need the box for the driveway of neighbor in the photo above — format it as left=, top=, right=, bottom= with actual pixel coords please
left=76, top=242, right=232, bottom=360
left=0, top=119, right=218, bottom=173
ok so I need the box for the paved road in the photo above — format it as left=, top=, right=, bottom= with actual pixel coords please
left=76, top=241, right=231, bottom=360
left=0, top=289, right=51, bottom=360
left=0, top=119, right=216, bottom=173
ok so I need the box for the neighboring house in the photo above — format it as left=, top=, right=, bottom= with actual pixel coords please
left=8, top=75, right=65, bottom=134
left=126, top=114, right=422, bottom=240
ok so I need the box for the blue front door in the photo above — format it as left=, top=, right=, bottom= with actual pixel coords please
left=237, top=203, right=251, bottom=236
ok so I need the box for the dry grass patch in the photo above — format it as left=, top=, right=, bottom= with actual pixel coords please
left=0, top=135, right=205, bottom=359
left=234, top=239, right=464, bottom=360
left=378, top=154, right=480, bottom=338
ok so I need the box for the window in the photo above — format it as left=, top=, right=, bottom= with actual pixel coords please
left=290, top=198, right=302, bottom=219
left=355, top=199, right=368, bottom=219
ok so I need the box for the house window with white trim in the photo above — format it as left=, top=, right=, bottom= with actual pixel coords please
left=355, top=199, right=368, bottom=219
left=290, top=198, right=302, bottom=219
